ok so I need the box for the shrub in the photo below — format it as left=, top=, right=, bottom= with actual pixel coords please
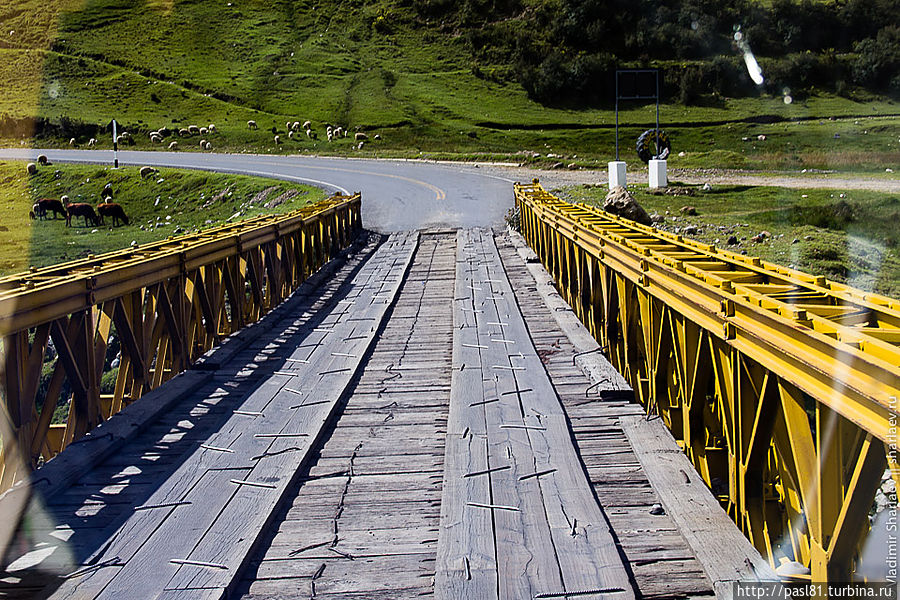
left=853, top=26, right=900, bottom=96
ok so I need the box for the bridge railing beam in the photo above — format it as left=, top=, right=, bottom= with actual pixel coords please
left=514, top=180, right=899, bottom=583
left=0, top=193, right=361, bottom=494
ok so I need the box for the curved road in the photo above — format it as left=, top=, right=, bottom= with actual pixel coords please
left=0, top=149, right=517, bottom=232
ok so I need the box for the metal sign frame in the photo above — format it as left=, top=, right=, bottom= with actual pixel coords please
left=615, top=68, right=660, bottom=161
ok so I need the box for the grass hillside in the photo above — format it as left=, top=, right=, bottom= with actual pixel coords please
left=0, top=0, right=897, bottom=170
left=0, top=160, right=325, bottom=275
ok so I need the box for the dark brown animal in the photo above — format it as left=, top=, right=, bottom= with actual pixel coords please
left=66, top=203, right=100, bottom=227
left=33, top=198, right=67, bottom=220
left=97, top=202, right=130, bottom=226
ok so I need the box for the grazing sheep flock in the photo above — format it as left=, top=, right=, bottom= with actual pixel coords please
left=48, top=117, right=375, bottom=156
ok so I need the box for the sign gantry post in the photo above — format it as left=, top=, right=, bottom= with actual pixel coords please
left=613, top=69, right=666, bottom=188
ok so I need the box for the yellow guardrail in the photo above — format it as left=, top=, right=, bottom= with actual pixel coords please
left=515, top=179, right=899, bottom=583
left=0, top=192, right=361, bottom=492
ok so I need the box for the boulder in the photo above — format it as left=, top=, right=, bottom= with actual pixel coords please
left=603, top=186, right=652, bottom=225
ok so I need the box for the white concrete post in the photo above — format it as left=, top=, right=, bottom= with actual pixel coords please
left=649, top=159, right=667, bottom=188
left=608, top=161, right=627, bottom=189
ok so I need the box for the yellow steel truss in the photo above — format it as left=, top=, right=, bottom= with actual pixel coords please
left=0, top=193, right=361, bottom=492
left=515, top=180, right=900, bottom=582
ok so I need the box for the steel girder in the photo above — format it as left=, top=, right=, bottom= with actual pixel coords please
left=515, top=180, right=899, bottom=582
left=0, top=193, right=361, bottom=492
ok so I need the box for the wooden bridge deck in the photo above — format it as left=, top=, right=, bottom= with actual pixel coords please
left=0, top=228, right=772, bottom=599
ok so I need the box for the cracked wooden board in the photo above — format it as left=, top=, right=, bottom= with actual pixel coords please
left=233, top=232, right=456, bottom=599
left=436, top=228, right=637, bottom=600
left=39, top=232, right=419, bottom=599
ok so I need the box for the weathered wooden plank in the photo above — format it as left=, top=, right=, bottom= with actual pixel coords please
left=157, top=233, right=421, bottom=597
left=621, top=415, right=777, bottom=597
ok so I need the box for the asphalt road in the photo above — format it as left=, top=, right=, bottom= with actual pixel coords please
left=0, top=149, right=517, bottom=232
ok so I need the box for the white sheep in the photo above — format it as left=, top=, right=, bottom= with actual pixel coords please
left=373, top=134, right=381, bottom=141
left=204, top=141, right=212, bottom=150
left=178, top=128, right=190, bottom=137
left=37, top=154, right=49, bottom=165
left=188, top=125, right=200, bottom=135
left=302, top=120, right=311, bottom=130
left=286, top=121, right=292, bottom=132
left=327, top=132, right=333, bottom=142
left=274, top=135, right=281, bottom=144
left=292, top=121, right=302, bottom=131
left=354, top=132, right=368, bottom=141
left=26, top=162, right=37, bottom=174
left=288, top=130, right=294, bottom=139
left=88, top=138, right=97, bottom=147
left=200, top=127, right=208, bottom=136
left=199, top=139, right=207, bottom=147
left=140, top=166, right=158, bottom=179
left=306, top=129, right=313, bottom=138
left=248, top=120, right=258, bottom=130
left=208, top=123, right=216, bottom=133
left=168, top=141, right=179, bottom=150
left=150, top=134, right=162, bottom=143
left=357, top=141, right=364, bottom=150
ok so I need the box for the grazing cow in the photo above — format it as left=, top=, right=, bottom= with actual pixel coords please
left=97, top=202, right=130, bottom=226
left=66, top=203, right=100, bottom=227
left=33, top=198, right=66, bottom=220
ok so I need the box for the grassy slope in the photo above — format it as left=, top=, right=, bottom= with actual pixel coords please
left=556, top=182, right=900, bottom=297
left=0, top=160, right=326, bottom=275
left=0, top=0, right=897, bottom=170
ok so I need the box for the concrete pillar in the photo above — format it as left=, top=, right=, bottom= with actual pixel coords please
left=608, top=161, right=627, bottom=189
left=649, top=159, right=667, bottom=188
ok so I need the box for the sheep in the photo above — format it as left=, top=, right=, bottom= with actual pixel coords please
left=373, top=134, right=381, bottom=141
left=66, top=203, right=100, bottom=227
left=69, top=137, right=76, bottom=146
left=208, top=123, right=216, bottom=133
left=204, top=141, right=212, bottom=150
left=274, top=135, right=281, bottom=144
left=140, top=166, right=158, bottom=179
left=97, top=202, right=129, bottom=226
left=327, top=132, right=333, bottom=142
left=33, top=198, right=66, bottom=219
left=150, top=134, right=163, bottom=143
left=60, top=195, right=70, bottom=205
left=288, top=130, right=294, bottom=139
left=178, top=128, right=190, bottom=137
left=168, top=141, right=179, bottom=150
left=115, top=135, right=124, bottom=145
left=88, top=138, right=97, bottom=147
left=200, top=127, right=208, bottom=136
left=37, top=154, right=50, bottom=165
left=302, top=120, right=311, bottom=130
left=248, top=120, right=258, bottom=130
left=188, top=125, right=200, bottom=135
left=157, top=127, right=169, bottom=137
left=354, top=132, right=368, bottom=141
left=199, top=139, right=207, bottom=148
left=357, top=141, right=365, bottom=150
left=26, top=162, right=37, bottom=175
left=102, top=183, right=114, bottom=200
